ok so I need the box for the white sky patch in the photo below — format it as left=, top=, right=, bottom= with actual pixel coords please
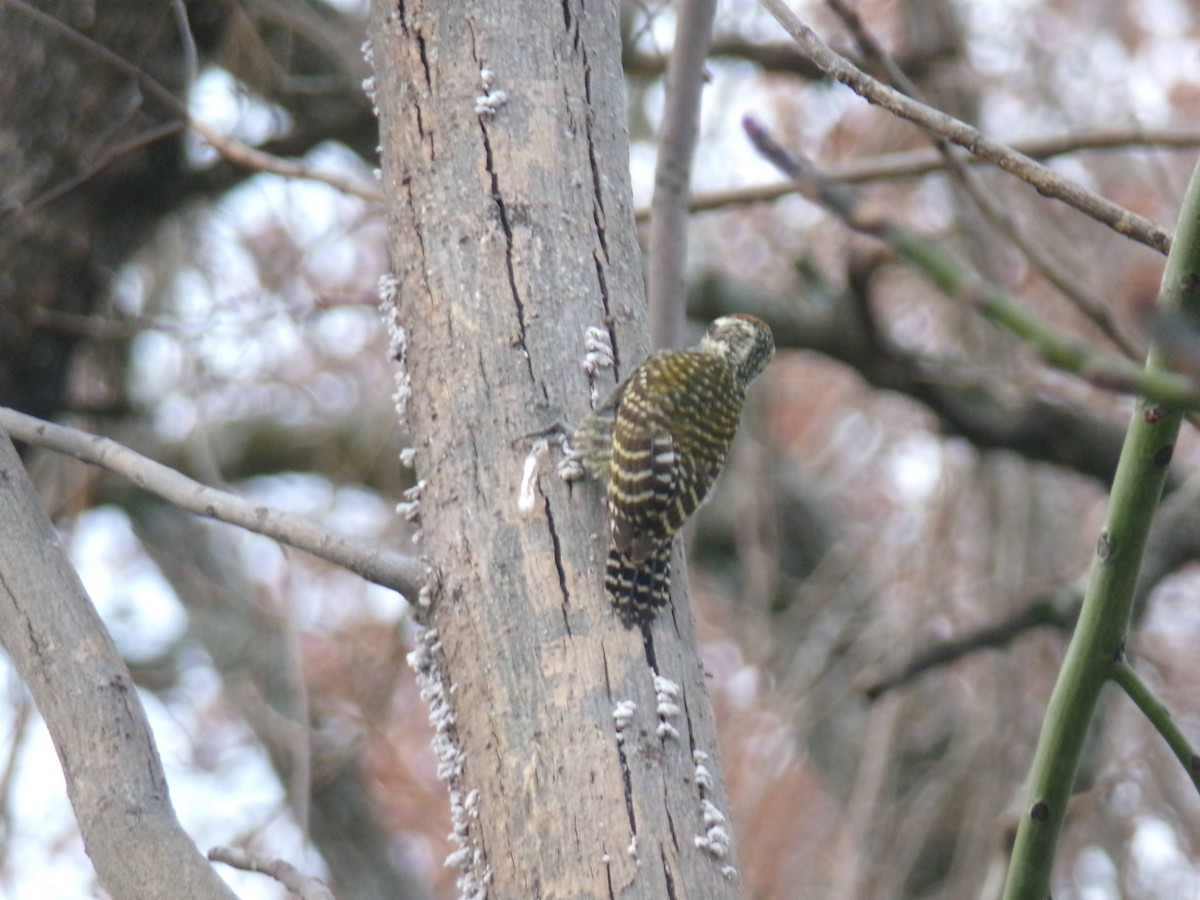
left=71, top=507, right=188, bottom=661
left=1073, top=845, right=1119, bottom=900
left=187, top=67, right=293, bottom=167
left=313, top=305, right=377, bottom=360
left=1130, top=817, right=1200, bottom=897
left=885, top=435, right=943, bottom=504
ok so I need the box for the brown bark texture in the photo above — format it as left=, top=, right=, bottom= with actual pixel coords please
left=368, top=1, right=741, bottom=897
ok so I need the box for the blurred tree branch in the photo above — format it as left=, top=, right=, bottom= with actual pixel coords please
left=757, top=0, right=1173, bottom=254
left=691, top=272, right=1139, bottom=488
left=0, top=407, right=422, bottom=597
left=1, top=0, right=380, bottom=206
left=826, top=0, right=1144, bottom=361
left=744, top=118, right=1200, bottom=407
left=623, top=36, right=959, bottom=82
left=209, top=847, right=335, bottom=900
left=641, top=126, right=1200, bottom=221
left=647, top=0, right=717, bottom=348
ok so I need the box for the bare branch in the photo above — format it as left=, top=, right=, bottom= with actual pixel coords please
left=858, top=588, right=1079, bottom=700
left=636, top=127, right=1200, bottom=221
left=209, top=847, right=336, bottom=900
left=1111, top=659, right=1200, bottom=796
left=0, top=407, right=422, bottom=597
left=756, top=0, right=1172, bottom=254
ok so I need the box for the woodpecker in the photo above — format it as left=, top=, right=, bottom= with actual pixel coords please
left=569, top=314, right=775, bottom=626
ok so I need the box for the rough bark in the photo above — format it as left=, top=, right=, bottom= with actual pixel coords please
left=368, top=1, right=741, bottom=897
left=0, top=431, right=237, bottom=899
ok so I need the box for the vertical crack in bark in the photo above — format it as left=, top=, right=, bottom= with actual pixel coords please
left=581, top=55, right=609, bottom=264
left=414, top=102, right=426, bottom=142
left=661, top=849, right=678, bottom=900
left=616, top=736, right=637, bottom=836
left=479, top=121, right=535, bottom=381
left=416, top=33, right=431, bottom=89
left=679, top=686, right=698, bottom=756
left=601, top=644, right=612, bottom=700
left=560, top=0, right=572, bottom=33
left=402, top=179, right=428, bottom=269
left=592, top=254, right=619, bottom=378
left=664, top=798, right=680, bottom=852
left=577, top=45, right=619, bottom=378
left=540, top=489, right=572, bottom=635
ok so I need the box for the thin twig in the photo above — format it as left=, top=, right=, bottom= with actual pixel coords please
left=208, top=847, right=335, bottom=900
left=1110, top=658, right=1200, bottom=796
left=18, top=121, right=187, bottom=216
left=0, top=407, right=422, bottom=597
left=757, top=0, right=1172, bottom=254
left=639, top=127, right=1200, bottom=220
left=859, top=588, right=1079, bottom=700
left=167, top=0, right=198, bottom=92
left=742, top=117, right=1200, bottom=408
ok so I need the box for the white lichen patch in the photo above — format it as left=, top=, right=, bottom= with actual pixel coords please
left=475, top=69, right=508, bottom=118
left=653, top=674, right=681, bottom=741
left=701, top=799, right=726, bottom=828
left=582, top=325, right=615, bottom=403
left=694, top=825, right=730, bottom=859
left=690, top=750, right=735, bottom=863
left=613, top=699, right=637, bottom=743
left=397, top=479, right=427, bottom=525
left=407, top=628, right=490, bottom=898
left=360, top=39, right=378, bottom=115
left=378, top=274, right=413, bottom=425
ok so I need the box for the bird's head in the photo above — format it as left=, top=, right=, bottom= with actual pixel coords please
left=699, top=314, right=775, bottom=387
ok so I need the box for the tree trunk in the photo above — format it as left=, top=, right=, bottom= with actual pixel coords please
left=368, top=1, right=741, bottom=896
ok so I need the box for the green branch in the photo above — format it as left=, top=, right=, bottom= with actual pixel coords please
left=1111, top=659, right=1200, bottom=795
left=1000, top=155, right=1200, bottom=899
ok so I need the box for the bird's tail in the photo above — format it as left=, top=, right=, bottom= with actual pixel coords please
left=605, top=544, right=672, bottom=627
